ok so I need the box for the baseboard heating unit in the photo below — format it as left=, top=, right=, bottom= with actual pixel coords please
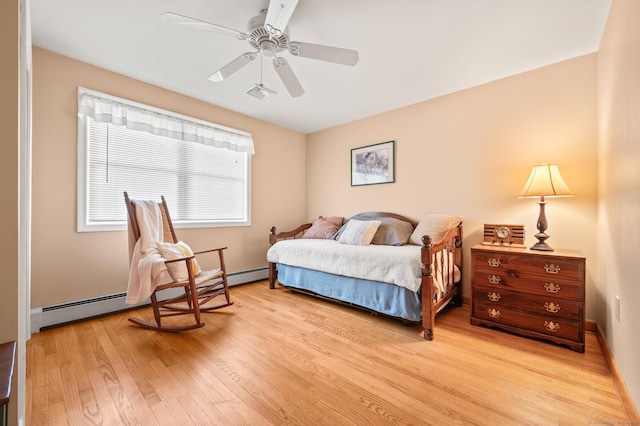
left=30, top=267, right=268, bottom=333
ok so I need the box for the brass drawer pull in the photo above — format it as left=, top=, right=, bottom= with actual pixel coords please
left=544, top=263, right=560, bottom=274
left=488, top=308, right=500, bottom=319
left=487, top=275, right=501, bottom=284
left=544, top=321, right=560, bottom=332
left=487, top=258, right=501, bottom=267
left=544, top=302, right=560, bottom=313
left=488, top=292, right=501, bottom=302
left=544, top=282, right=560, bottom=293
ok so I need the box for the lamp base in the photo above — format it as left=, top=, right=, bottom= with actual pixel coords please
left=531, top=232, right=554, bottom=251
left=530, top=200, right=554, bottom=251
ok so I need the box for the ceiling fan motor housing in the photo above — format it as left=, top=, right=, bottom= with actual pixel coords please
left=247, top=10, right=289, bottom=54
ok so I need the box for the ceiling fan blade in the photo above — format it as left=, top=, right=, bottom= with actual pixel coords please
left=288, top=41, right=359, bottom=66
left=208, top=52, right=257, bottom=82
left=272, top=57, right=305, bottom=97
left=162, top=12, right=248, bottom=40
left=265, top=0, right=299, bottom=37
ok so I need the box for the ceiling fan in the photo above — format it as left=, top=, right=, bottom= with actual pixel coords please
left=163, top=0, right=359, bottom=98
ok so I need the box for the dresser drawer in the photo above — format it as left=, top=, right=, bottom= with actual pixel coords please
left=472, top=285, right=583, bottom=321
left=471, top=269, right=583, bottom=300
left=473, top=251, right=584, bottom=282
left=472, top=302, right=583, bottom=342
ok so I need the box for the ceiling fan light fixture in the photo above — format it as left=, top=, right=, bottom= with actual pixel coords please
left=246, top=83, right=276, bottom=100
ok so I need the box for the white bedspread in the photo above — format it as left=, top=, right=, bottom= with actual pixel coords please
left=267, top=239, right=424, bottom=292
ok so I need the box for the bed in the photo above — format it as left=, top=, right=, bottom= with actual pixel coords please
left=267, top=212, right=463, bottom=340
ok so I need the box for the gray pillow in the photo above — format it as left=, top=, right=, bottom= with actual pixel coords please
left=371, top=217, right=415, bottom=246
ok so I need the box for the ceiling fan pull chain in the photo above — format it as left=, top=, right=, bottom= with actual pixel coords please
left=260, top=50, right=264, bottom=85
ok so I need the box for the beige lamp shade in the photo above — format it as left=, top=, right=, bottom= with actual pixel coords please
left=518, top=164, right=574, bottom=198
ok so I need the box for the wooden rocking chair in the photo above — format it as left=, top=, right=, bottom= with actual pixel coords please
left=124, top=192, right=233, bottom=332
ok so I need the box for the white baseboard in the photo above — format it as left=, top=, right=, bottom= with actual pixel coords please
left=30, top=267, right=267, bottom=333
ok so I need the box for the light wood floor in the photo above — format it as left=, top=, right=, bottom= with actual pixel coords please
left=27, top=281, right=630, bottom=425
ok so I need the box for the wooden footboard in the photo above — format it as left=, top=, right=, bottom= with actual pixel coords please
left=420, top=224, right=463, bottom=340
left=269, top=223, right=311, bottom=289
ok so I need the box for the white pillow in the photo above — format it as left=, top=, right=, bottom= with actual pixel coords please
left=409, top=214, right=463, bottom=245
left=156, top=240, right=201, bottom=282
left=338, top=219, right=382, bottom=246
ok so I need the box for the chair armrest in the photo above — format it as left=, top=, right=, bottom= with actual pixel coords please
left=163, top=255, right=195, bottom=264
left=162, top=247, right=227, bottom=264
left=193, top=247, right=228, bottom=255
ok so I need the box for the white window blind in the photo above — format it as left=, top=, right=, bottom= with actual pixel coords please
left=77, top=87, right=252, bottom=232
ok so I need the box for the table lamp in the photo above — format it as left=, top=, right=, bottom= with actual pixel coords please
left=517, top=164, right=574, bottom=251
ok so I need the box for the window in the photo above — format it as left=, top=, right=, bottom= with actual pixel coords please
left=77, top=88, right=254, bottom=232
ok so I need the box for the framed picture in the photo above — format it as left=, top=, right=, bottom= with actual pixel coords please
left=351, top=140, right=395, bottom=186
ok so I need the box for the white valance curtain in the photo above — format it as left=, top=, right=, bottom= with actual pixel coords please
left=77, top=87, right=255, bottom=154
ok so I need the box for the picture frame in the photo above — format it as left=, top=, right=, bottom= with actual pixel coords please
left=351, top=140, right=395, bottom=186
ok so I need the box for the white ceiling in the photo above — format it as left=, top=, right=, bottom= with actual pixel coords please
left=30, top=0, right=612, bottom=134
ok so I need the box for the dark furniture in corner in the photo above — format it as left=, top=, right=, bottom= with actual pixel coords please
left=0, top=341, right=16, bottom=426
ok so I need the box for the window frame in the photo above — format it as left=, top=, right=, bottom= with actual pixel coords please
left=76, top=89, right=252, bottom=232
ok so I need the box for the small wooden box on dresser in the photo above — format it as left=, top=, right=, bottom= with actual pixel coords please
left=470, top=244, right=586, bottom=352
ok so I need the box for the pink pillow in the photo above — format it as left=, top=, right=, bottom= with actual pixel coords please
left=302, top=216, right=344, bottom=239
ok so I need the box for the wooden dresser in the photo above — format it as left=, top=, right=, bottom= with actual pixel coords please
left=470, top=245, right=585, bottom=352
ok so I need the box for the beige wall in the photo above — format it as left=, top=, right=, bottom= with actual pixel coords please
left=0, top=0, right=20, bottom=423
left=31, top=47, right=306, bottom=307
left=597, top=0, right=640, bottom=410
left=306, top=54, right=599, bottom=318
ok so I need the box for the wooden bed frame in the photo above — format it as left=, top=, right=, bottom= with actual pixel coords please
left=268, top=212, right=463, bottom=340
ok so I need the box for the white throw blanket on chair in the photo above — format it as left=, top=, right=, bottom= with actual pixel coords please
left=126, top=199, right=173, bottom=304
